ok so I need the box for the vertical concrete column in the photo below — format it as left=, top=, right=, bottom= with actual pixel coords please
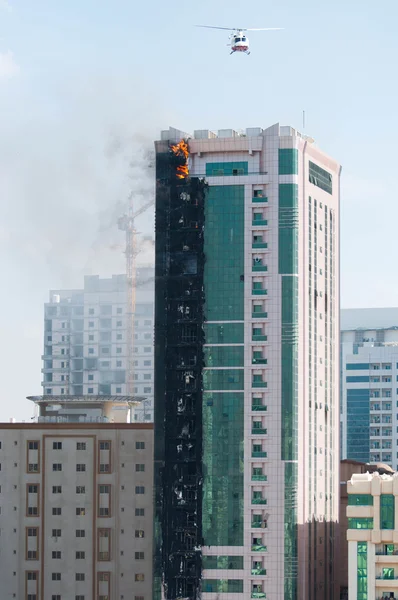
left=348, top=541, right=357, bottom=600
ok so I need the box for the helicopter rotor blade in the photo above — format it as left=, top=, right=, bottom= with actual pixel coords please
left=196, top=25, right=237, bottom=31
left=244, top=27, right=284, bottom=31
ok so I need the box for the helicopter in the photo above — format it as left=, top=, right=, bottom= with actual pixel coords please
left=196, top=25, right=284, bottom=55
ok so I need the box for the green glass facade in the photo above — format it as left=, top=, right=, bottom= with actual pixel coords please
left=348, top=518, right=373, bottom=530
left=202, top=580, right=244, bottom=593
left=278, top=149, right=298, bottom=175
left=202, top=556, right=244, bottom=569
left=279, top=180, right=299, bottom=600
left=202, top=184, right=244, bottom=548
left=380, top=494, right=395, bottom=529
left=348, top=494, right=374, bottom=506
left=206, top=161, right=248, bottom=177
left=357, top=542, right=367, bottom=600
left=309, top=160, right=333, bottom=195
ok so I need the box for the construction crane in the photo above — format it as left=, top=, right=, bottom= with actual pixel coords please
left=118, top=195, right=155, bottom=396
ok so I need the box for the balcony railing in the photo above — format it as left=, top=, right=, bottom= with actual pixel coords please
left=252, top=475, right=267, bottom=481
left=252, top=428, right=267, bottom=435
left=376, top=545, right=398, bottom=555
left=252, top=358, right=267, bottom=365
left=252, top=289, right=268, bottom=296
left=252, top=522, right=267, bottom=528
left=251, top=568, right=267, bottom=575
left=251, top=593, right=266, bottom=598
left=252, top=335, right=267, bottom=342
left=252, top=220, right=268, bottom=226
left=252, top=196, right=268, bottom=203
left=252, top=405, right=267, bottom=412
left=252, top=382, right=267, bottom=388
left=252, top=497, right=267, bottom=504
left=252, top=451, right=267, bottom=458
left=251, top=544, right=267, bottom=552
left=252, top=312, right=268, bottom=319
left=252, top=242, right=268, bottom=249
left=252, top=265, right=268, bottom=272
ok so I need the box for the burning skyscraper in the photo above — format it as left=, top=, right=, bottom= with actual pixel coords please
left=154, top=125, right=341, bottom=600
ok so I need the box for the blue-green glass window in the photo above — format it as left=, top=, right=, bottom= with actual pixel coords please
left=382, top=567, right=394, bottom=579
left=357, top=542, right=367, bottom=600
left=348, top=518, right=373, bottom=529
left=202, top=579, right=243, bottom=593
left=347, top=363, right=370, bottom=370
left=253, top=305, right=264, bottom=313
left=348, top=494, right=373, bottom=506
left=253, top=281, right=263, bottom=290
left=204, top=323, right=244, bottom=344
left=380, top=494, right=395, bottom=529
left=279, top=148, right=298, bottom=175
left=346, top=376, right=370, bottom=383
left=202, top=556, right=243, bottom=570
left=206, top=162, right=248, bottom=177
left=204, top=346, right=244, bottom=368
left=309, top=161, right=333, bottom=195
left=253, top=374, right=263, bottom=383
left=203, top=369, right=244, bottom=390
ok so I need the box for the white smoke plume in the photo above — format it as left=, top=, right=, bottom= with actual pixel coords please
left=0, top=74, right=169, bottom=288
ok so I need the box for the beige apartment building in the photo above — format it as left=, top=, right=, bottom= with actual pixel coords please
left=0, top=395, right=153, bottom=600
left=347, top=470, right=398, bottom=600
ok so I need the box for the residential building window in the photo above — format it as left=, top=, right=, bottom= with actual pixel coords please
left=76, top=442, right=86, bottom=451
left=52, top=486, right=62, bottom=494
left=135, top=574, right=145, bottom=581
left=88, top=388, right=94, bottom=394
left=135, top=552, right=145, bottom=559
left=135, top=486, right=145, bottom=494
left=76, top=464, right=86, bottom=472
left=136, top=442, right=145, bottom=449
left=116, top=361, right=122, bottom=367
left=135, top=530, right=145, bottom=538
left=27, top=572, right=37, bottom=580
left=76, top=573, right=85, bottom=581
left=116, top=347, right=122, bottom=354
left=52, top=551, right=61, bottom=559
left=52, top=529, right=61, bottom=537
left=76, top=551, right=85, bottom=559
left=52, top=463, right=62, bottom=472
left=52, top=442, right=62, bottom=450
left=76, top=486, right=85, bottom=494
left=76, top=508, right=85, bottom=516
left=76, top=530, right=85, bottom=537
left=52, top=573, right=61, bottom=581
left=136, top=464, right=145, bottom=472
left=88, top=375, right=94, bottom=381
left=135, top=508, right=145, bottom=516
left=52, top=508, right=61, bottom=515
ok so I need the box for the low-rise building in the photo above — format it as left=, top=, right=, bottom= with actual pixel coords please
left=347, top=469, right=398, bottom=600
left=0, top=395, right=153, bottom=600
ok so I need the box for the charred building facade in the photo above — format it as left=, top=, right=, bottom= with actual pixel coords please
left=154, top=125, right=341, bottom=600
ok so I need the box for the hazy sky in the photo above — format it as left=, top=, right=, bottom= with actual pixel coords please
left=0, top=0, right=397, bottom=421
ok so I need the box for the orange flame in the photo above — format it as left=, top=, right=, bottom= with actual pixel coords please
left=170, top=140, right=189, bottom=179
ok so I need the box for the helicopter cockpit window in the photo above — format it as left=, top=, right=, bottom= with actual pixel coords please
left=242, top=36, right=246, bottom=41
left=235, top=37, right=241, bottom=42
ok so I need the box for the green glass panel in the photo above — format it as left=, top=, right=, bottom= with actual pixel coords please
left=206, top=162, right=248, bottom=177
left=279, top=184, right=298, bottom=275
left=357, top=541, right=367, bottom=600
left=202, top=579, right=244, bottom=593
left=204, top=346, right=244, bottom=368
left=309, top=160, right=332, bottom=195
left=284, top=462, right=298, bottom=600
left=252, top=242, right=268, bottom=249
left=348, top=494, right=374, bottom=506
left=202, top=556, right=243, bottom=569
left=281, top=276, right=298, bottom=461
left=278, top=148, right=298, bottom=175
left=348, top=518, right=373, bottom=529
left=202, top=393, right=244, bottom=546
left=204, top=323, right=244, bottom=344
left=380, top=494, right=395, bottom=529
left=204, top=186, right=244, bottom=321
left=203, top=369, right=244, bottom=390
